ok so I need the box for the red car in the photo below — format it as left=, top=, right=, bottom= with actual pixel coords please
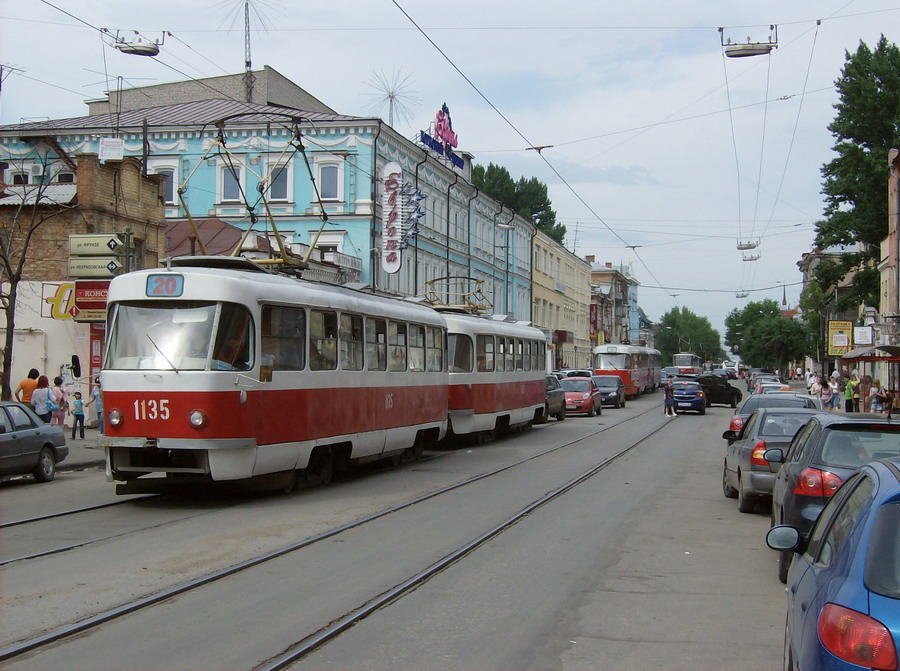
left=560, top=376, right=603, bottom=416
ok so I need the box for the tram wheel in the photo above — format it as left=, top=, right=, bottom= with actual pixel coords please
left=303, top=447, right=333, bottom=486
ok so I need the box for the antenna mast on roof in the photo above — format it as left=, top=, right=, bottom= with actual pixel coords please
left=243, top=0, right=254, bottom=102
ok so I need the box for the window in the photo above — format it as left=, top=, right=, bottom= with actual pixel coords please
left=366, top=318, right=387, bottom=371
left=157, top=168, right=175, bottom=204
left=7, top=405, right=36, bottom=431
left=477, top=335, right=495, bottom=372
left=339, top=313, right=363, bottom=371
left=409, top=325, right=426, bottom=372
left=11, top=172, right=28, bottom=185
left=221, top=165, right=243, bottom=202
left=319, top=163, right=340, bottom=200
left=813, top=475, right=874, bottom=566
left=211, top=303, right=253, bottom=371
left=268, top=162, right=290, bottom=201
left=56, top=172, right=75, bottom=184
left=448, top=333, right=473, bottom=373
left=389, top=322, right=407, bottom=372
left=309, top=310, right=337, bottom=370
left=261, top=306, right=306, bottom=371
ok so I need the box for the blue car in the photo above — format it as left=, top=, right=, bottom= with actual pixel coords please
left=766, top=457, right=900, bottom=671
left=672, top=379, right=706, bottom=415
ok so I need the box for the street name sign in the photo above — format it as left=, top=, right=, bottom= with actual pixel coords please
left=68, top=257, right=123, bottom=278
left=69, top=234, right=124, bottom=256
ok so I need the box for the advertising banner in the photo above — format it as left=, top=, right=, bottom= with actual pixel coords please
left=828, top=320, right=853, bottom=356
left=381, top=162, right=403, bottom=275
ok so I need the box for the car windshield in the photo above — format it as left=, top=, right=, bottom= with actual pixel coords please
left=866, top=501, right=900, bottom=599
left=561, top=379, right=591, bottom=392
left=743, top=396, right=810, bottom=412
left=595, top=377, right=619, bottom=388
left=818, top=427, right=900, bottom=468
left=759, top=413, right=808, bottom=438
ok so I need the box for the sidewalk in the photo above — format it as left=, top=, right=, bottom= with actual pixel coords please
left=60, top=425, right=106, bottom=471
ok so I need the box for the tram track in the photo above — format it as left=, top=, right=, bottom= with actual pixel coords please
left=1, top=400, right=665, bottom=665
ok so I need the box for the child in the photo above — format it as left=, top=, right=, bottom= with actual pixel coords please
left=70, top=391, right=85, bottom=440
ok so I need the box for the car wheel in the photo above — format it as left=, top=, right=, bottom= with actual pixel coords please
left=783, top=615, right=795, bottom=671
left=614, top=397, right=621, bottom=409
left=699, top=406, right=706, bottom=415
left=730, top=394, right=738, bottom=409
left=737, top=475, right=755, bottom=513
left=33, top=446, right=56, bottom=483
left=536, top=404, right=549, bottom=424
left=621, top=396, right=626, bottom=408
left=555, top=408, right=566, bottom=421
left=778, top=550, right=792, bottom=584
left=587, top=402, right=596, bottom=417
left=722, top=463, right=738, bottom=498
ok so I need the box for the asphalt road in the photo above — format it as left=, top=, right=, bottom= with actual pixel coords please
left=1, top=392, right=786, bottom=670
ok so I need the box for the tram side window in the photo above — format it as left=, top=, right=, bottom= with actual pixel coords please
left=516, top=340, right=525, bottom=371
left=261, top=306, right=305, bottom=371
left=310, top=310, right=337, bottom=371
left=535, top=342, right=545, bottom=371
left=505, top=338, right=515, bottom=372
left=427, top=326, right=444, bottom=372
left=523, top=341, right=531, bottom=372
left=366, top=318, right=387, bottom=371
left=448, top=333, right=473, bottom=373
left=389, top=321, right=407, bottom=372
left=409, top=325, right=426, bottom=372
left=212, top=303, right=253, bottom=371
left=339, top=313, right=364, bottom=371
left=477, top=335, right=495, bottom=372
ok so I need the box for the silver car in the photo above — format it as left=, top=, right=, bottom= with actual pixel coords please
left=721, top=407, right=825, bottom=513
left=0, top=401, right=68, bottom=483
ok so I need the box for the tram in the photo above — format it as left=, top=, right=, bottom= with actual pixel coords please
left=672, top=352, right=703, bottom=375
left=99, top=257, right=546, bottom=493
left=591, top=344, right=661, bottom=398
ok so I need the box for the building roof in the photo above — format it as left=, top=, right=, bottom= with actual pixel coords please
left=0, top=183, right=77, bottom=206
left=0, top=99, right=369, bottom=136
left=165, top=218, right=275, bottom=257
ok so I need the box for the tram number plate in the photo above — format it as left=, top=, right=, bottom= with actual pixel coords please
left=146, top=274, right=184, bottom=297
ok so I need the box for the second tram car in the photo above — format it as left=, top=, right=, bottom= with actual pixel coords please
left=99, top=257, right=546, bottom=493
left=591, top=344, right=661, bottom=398
left=672, top=352, right=703, bottom=375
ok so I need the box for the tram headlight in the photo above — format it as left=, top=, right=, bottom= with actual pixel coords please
left=189, top=409, right=208, bottom=429
left=108, top=409, right=124, bottom=428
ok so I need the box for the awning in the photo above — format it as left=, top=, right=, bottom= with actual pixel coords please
left=840, top=345, right=900, bottom=360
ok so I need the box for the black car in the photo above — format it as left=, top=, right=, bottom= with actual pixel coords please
left=536, top=375, right=566, bottom=423
left=766, top=413, right=900, bottom=582
left=0, top=401, right=68, bottom=483
left=591, top=375, right=626, bottom=408
left=695, top=373, right=742, bottom=407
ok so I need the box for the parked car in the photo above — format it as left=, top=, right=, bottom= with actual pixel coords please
left=672, top=379, right=706, bottom=414
left=695, top=373, right=742, bottom=407
left=766, top=413, right=900, bottom=582
left=766, top=457, right=900, bottom=671
left=536, top=375, right=567, bottom=423
left=0, top=401, right=68, bottom=483
left=560, top=376, right=602, bottom=416
left=712, top=368, right=737, bottom=380
left=660, top=366, right=680, bottom=384
left=592, top=375, right=626, bottom=408
left=722, top=408, right=826, bottom=513
left=727, top=393, right=823, bottom=434
left=754, top=381, right=793, bottom=395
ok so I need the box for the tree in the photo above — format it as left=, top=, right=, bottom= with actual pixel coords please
left=725, top=300, right=809, bottom=370
left=0, top=157, right=78, bottom=400
left=655, top=306, right=724, bottom=366
left=472, top=162, right=565, bottom=243
left=811, top=36, right=900, bottom=310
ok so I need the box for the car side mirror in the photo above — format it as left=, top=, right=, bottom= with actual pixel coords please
left=766, top=525, right=801, bottom=552
left=763, top=448, right=784, bottom=463
left=722, top=430, right=737, bottom=441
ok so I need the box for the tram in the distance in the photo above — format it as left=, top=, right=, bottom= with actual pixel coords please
left=99, top=256, right=547, bottom=494
left=672, top=352, right=703, bottom=375
left=591, top=344, right=661, bottom=398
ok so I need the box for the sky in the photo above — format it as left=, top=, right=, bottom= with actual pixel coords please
left=1, top=0, right=897, bottom=336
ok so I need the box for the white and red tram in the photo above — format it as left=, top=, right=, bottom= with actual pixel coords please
left=99, top=257, right=546, bottom=493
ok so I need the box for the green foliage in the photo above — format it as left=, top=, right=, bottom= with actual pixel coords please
left=726, top=300, right=810, bottom=369
left=472, top=162, right=565, bottom=243
left=811, top=35, right=900, bottom=308
left=656, top=306, right=724, bottom=365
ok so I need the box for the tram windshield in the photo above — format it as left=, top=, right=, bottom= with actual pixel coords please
left=105, top=301, right=253, bottom=371
left=595, top=353, right=628, bottom=369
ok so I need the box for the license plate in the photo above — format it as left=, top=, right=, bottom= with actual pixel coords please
left=566, top=405, right=576, bottom=410
left=678, top=402, right=692, bottom=407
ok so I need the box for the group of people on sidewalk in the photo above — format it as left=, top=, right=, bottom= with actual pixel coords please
left=13, top=368, right=104, bottom=438
left=806, top=369, right=894, bottom=414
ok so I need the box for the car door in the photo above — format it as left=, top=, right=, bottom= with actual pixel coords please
left=0, top=406, right=24, bottom=474
left=772, top=420, right=822, bottom=524
left=6, top=404, right=43, bottom=469
left=786, top=473, right=874, bottom=664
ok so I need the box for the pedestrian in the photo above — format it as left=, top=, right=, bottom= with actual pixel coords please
left=828, top=375, right=840, bottom=412
left=820, top=375, right=835, bottom=411
left=14, top=368, right=40, bottom=410
left=850, top=374, right=861, bottom=412
left=871, top=379, right=887, bottom=413
left=664, top=377, right=676, bottom=417
left=69, top=391, right=85, bottom=439
left=85, top=376, right=104, bottom=433
left=29, top=375, right=53, bottom=423
left=861, top=376, right=872, bottom=412
left=843, top=376, right=854, bottom=413
left=886, top=390, right=895, bottom=419
left=50, top=375, right=67, bottom=427
left=810, top=374, right=823, bottom=399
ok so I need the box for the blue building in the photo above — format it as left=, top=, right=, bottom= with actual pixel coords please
left=0, top=67, right=534, bottom=320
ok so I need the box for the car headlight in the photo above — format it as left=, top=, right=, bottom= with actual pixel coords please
left=189, top=409, right=207, bottom=428
left=108, top=409, right=124, bottom=428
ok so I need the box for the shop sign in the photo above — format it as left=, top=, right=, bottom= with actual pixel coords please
left=828, top=320, right=853, bottom=356
left=381, top=162, right=403, bottom=274
left=420, top=103, right=464, bottom=170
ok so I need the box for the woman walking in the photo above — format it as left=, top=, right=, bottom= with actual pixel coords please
left=29, top=375, right=53, bottom=423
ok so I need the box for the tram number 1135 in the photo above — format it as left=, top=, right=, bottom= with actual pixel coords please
left=133, top=399, right=171, bottom=420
